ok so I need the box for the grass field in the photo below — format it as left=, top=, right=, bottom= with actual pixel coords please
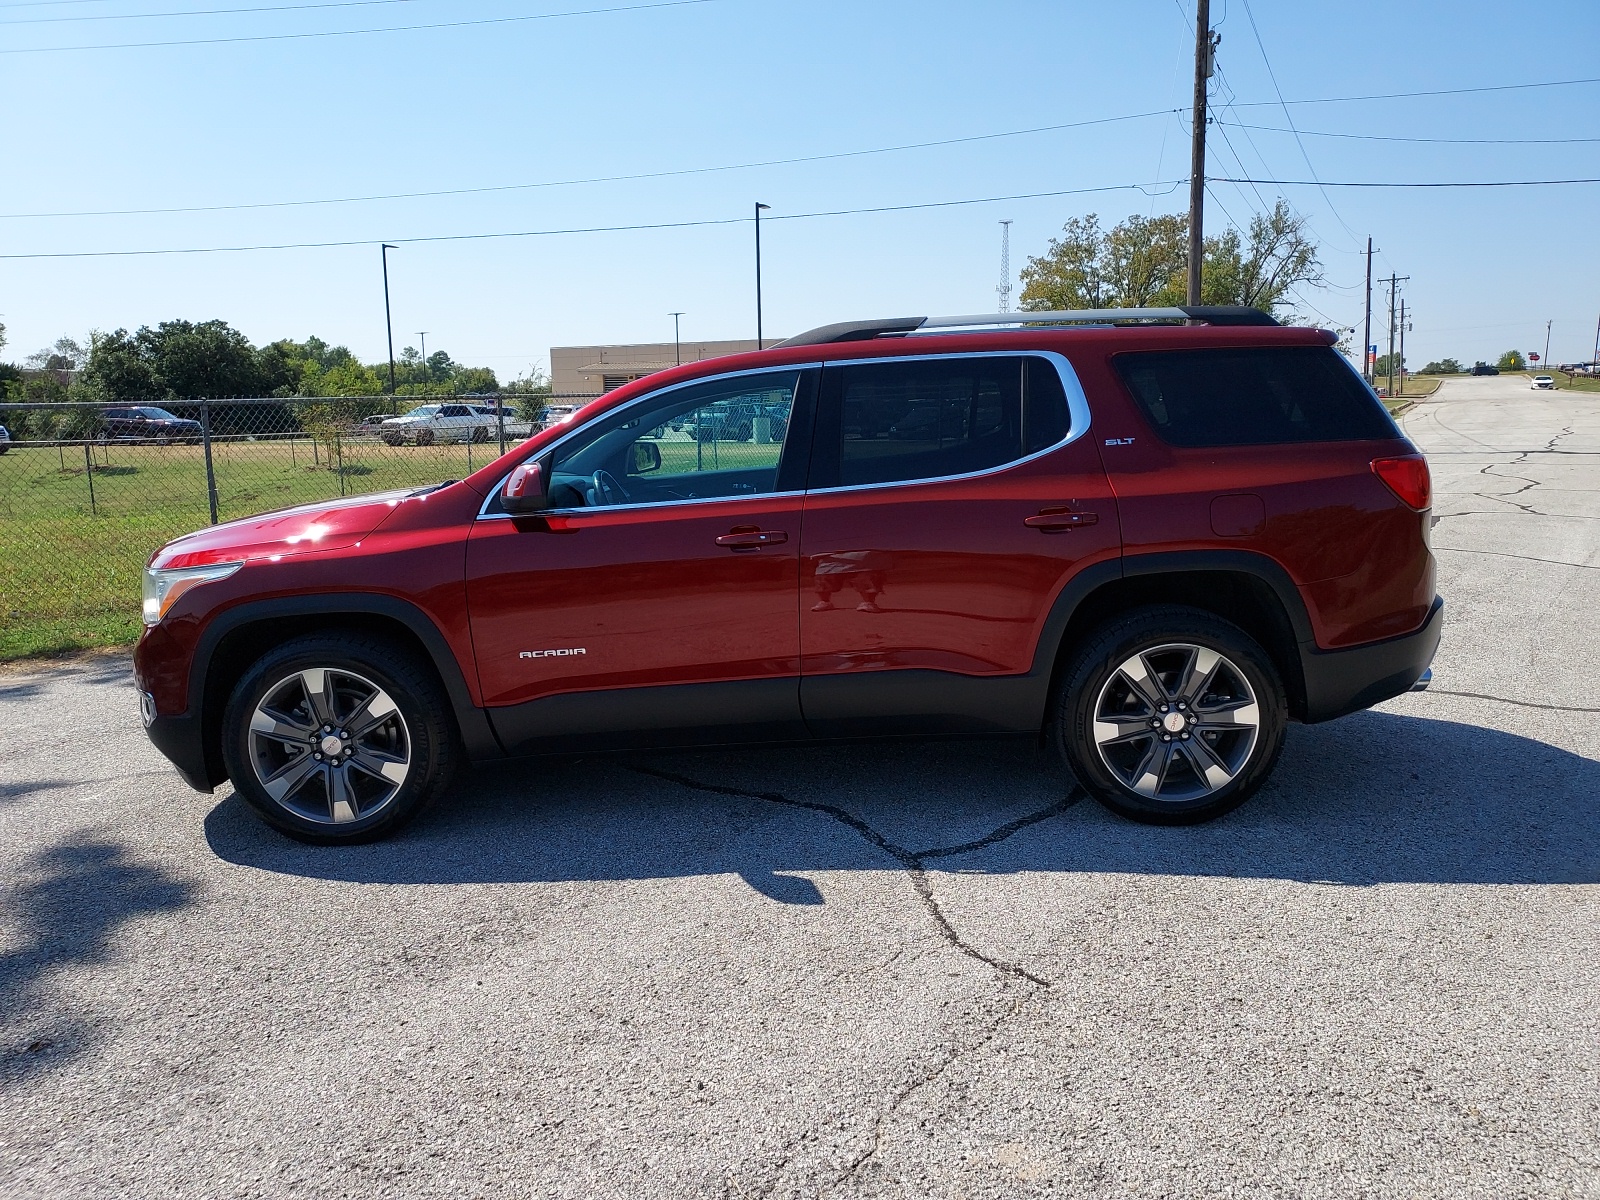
left=0, top=435, right=499, bottom=660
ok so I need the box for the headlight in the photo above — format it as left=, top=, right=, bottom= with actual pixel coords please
left=142, top=561, right=244, bottom=625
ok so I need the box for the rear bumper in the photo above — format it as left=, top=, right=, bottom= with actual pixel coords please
left=144, top=713, right=218, bottom=793
left=1299, top=595, right=1443, bottom=723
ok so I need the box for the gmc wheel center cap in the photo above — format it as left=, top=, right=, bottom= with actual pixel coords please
left=1162, top=712, right=1187, bottom=733
left=320, top=734, right=345, bottom=756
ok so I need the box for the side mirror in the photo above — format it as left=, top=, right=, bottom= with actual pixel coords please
left=628, top=441, right=662, bottom=476
left=501, top=457, right=550, bottom=513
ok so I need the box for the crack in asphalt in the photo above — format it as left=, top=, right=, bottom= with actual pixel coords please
left=825, top=990, right=1039, bottom=1194
left=627, top=763, right=1080, bottom=988
left=1416, top=688, right=1600, bottom=715
left=635, top=763, right=1082, bottom=1197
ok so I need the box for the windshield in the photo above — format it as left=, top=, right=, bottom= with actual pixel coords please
left=406, top=406, right=441, bottom=418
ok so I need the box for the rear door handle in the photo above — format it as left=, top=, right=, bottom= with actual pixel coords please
left=715, top=528, right=788, bottom=550
left=1024, top=509, right=1099, bottom=532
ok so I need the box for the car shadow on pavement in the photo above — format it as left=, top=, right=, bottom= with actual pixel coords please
left=0, top=839, right=194, bottom=1085
left=203, top=711, right=1600, bottom=894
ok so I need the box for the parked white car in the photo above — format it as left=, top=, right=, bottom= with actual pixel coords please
left=1531, top=375, right=1555, bottom=390
left=379, top=403, right=500, bottom=445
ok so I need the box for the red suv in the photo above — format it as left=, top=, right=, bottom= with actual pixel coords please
left=134, top=306, right=1440, bottom=842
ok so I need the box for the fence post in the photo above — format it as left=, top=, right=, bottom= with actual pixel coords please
left=83, top=442, right=97, bottom=515
left=200, top=399, right=220, bottom=524
left=498, top=404, right=507, bottom=456
left=336, top=431, right=345, bottom=497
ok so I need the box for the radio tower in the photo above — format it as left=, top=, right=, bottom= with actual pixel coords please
left=996, top=219, right=1013, bottom=312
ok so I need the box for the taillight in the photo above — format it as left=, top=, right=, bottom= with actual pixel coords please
left=1371, top=455, right=1431, bottom=511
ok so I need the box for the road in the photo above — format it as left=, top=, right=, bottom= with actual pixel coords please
left=2, top=374, right=1596, bottom=1199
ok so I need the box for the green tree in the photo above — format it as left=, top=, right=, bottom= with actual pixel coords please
left=1020, top=199, right=1321, bottom=318
left=1497, top=350, right=1526, bottom=371
left=505, top=364, right=551, bottom=425
left=1373, top=352, right=1405, bottom=377
left=24, top=335, right=88, bottom=371
left=1420, top=358, right=1464, bottom=374
left=82, top=320, right=271, bottom=401
left=1019, top=214, right=1114, bottom=310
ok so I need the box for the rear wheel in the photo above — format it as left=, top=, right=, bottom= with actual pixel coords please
left=1051, top=606, right=1287, bottom=825
left=221, top=634, right=458, bottom=843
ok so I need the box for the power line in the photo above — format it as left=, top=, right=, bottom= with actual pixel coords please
left=1236, top=0, right=1360, bottom=250
left=0, top=178, right=1189, bottom=260
left=0, top=109, right=1175, bottom=220
left=0, top=0, right=419, bottom=24
left=1225, top=76, right=1600, bottom=108
left=1217, top=119, right=1600, bottom=146
left=0, top=0, right=717, bottom=52
left=1213, top=176, right=1600, bottom=188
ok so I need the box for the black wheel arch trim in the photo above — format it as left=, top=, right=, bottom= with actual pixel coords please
left=187, top=593, right=503, bottom=783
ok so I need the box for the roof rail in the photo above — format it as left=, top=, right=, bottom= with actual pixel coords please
left=775, top=305, right=1279, bottom=347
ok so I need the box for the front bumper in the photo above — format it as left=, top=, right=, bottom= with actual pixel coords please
left=1299, top=595, right=1443, bottom=723
left=144, top=712, right=218, bottom=793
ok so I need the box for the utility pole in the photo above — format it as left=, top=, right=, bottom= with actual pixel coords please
left=1544, top=319, right=1553, bottom=370
left=417, top=331, right=429, bottom=396
left=669, top=312, right=684, bottom=365
left=1361, top=237, right=1374, bottom=382
left=996, top=219, right=1013, bottom=312
left=754, top=202, right=770, bottom=349
left=1398, top=300, right=1409, bottom=396
left=381, top=244, right=397, bottom=396
left=1187, top=0, right=1218, bottom=307
left=1381, top=273, right=1408, bottom=397
left=1592, top=311, right=1599, bottom=371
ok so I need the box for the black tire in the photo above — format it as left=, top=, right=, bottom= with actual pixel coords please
left=1050, top=605, right=1287, bottom=825
left=471, top=426, right=490, bottom=443
left=221, top=634, right=459, bottom=844
left=415, top=427, right=435, bottom=447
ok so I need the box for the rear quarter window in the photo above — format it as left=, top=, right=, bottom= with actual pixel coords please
left=1113, top=346, right=1397, bottom=447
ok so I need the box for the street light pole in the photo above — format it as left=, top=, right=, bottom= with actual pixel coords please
left=1544, top=319, right=1553, bottom=371
left=755, top=202, right=770, bottom=349
left=417, top=331, right=429, bottom=396
left=381, top=244, right=398, bottom=395
left=670, top=312, right=684, bottom=366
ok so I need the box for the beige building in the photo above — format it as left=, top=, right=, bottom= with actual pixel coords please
left=550, top=339, right=778, bottom=396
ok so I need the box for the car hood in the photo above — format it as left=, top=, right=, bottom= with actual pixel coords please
left=150, top=489, right=420, bottom=569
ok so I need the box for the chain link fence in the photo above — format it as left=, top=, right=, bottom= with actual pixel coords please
left=0, top=393, right=590, bottom=658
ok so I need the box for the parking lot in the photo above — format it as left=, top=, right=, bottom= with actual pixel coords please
left=1, top=374, right=1596, bottom=1198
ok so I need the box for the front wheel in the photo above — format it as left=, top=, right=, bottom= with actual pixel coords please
left=220, top=634, right=458, bottom=843
left=1051, top=606, right=1287, bottom=825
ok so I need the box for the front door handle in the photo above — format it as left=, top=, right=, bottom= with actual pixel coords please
left=715, top=527, right=788, bottom=550
left=1024, top=508, right=1099, bottom=532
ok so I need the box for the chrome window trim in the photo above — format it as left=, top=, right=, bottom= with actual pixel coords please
left=475, top=349, right=1092, bottom=520
left=804, top=349, right=1091, bottom=497
left=476, top=363, right=820, bottom=521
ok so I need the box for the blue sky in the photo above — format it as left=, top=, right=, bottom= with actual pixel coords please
left=2, top=0, right=1597, bottom=376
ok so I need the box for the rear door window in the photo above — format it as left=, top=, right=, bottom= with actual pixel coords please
left=817, top=355, right=1070, bottom=489
left=1113, top=346, right=1397, bottom=447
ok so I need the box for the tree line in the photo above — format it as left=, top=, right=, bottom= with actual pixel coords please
left=0, top=319, right=548, bottom=406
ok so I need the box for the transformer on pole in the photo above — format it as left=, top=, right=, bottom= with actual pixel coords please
left=997, top=219, right=1013, bottom=313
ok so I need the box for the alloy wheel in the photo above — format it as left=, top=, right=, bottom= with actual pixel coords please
left=247, top=667, right=412, bottom=825
left=1091, top=642, right=1260, bottom=803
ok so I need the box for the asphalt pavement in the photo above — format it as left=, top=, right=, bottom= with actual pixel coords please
left=2, top=374, right=1596, bottom=1198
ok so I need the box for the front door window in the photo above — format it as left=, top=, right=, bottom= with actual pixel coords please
left=546, top=371, right=801, bottom=509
